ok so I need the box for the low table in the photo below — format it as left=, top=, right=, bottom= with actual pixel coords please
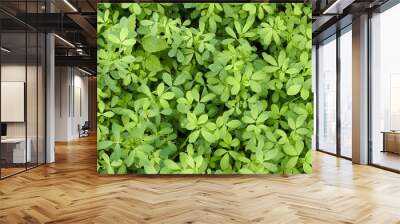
left=381, top=131, right=400, bottom=154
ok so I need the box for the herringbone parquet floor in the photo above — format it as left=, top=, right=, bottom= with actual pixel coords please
left=1, top=135, right=400, bottom=224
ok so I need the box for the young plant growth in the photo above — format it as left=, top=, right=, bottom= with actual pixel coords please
left=97, top=3, right=313, bottom=174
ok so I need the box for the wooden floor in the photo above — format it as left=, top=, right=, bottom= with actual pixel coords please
left=1, top=136, right=400, bottom=224
left=0, top=167, right=26, bottom=178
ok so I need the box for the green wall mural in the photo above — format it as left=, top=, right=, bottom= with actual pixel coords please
left=97, top=3, right=313, bottom=174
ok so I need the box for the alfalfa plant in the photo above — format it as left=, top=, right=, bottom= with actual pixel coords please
left=97, top=3, right=313, bottom=174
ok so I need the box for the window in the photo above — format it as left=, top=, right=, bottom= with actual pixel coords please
left=317, top=36, right=337, bottom=154
left=0, top=1, right=46, bottom=179
left=339, top=28, right=352, bottom=158
left=370, top=3, right=400, bottom=171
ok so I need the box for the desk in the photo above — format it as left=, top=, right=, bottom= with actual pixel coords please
left=382, top=131, right=400, bottom=154
left=1, top=138, right=31, bottom=163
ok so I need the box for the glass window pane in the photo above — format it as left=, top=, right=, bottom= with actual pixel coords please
left=312, top=45, right=317, bottom=150
left=340, top=29, right=352, bottom=158
left=318, top=37, right=337, bottom=154
left=0, top=0, right=46, bottom=179
left=371, top=4, right=400, bottom=171
left=38, top=32, right=45, bottom=165
left=27, top=31, right=38, bottom=169
left=1, top=29, right=27, bottom=177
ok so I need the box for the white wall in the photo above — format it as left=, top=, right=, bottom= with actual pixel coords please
left=55, top=67, right=89, bottom=141
left=1, top=65, right=26, bottom=139
left=72, top=73, right=89, bottom=138
left=55, top=66, right=69, bottom=141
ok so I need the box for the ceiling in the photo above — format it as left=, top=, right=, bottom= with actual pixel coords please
left=0, top=0, right=96, bottom=75
left=2, top=0, right=396, bottom=74
left=312, top=0, right=392, bottom=44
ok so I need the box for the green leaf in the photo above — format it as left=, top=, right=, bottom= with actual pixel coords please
left=226, top=120, right=241, bottom=129
left=187, top=113, right=197, bottom=127
left=264, top=162, right=278, bottom=172
left=162, top=92, right=175, bottom=100
left=197, top=114, right=208, bottom=125
left=200, top=93, right=216, bottom=103
left=162, top=73, right=173, bottom=86
left=256, top=112, right=269, bottom=123
left=297, top=128, right=310, bottom=135
left=130, top=3, right=141, bottom=14
left=303, top=163, right=312, bottom=174
left=101, top=152, right=110, bottom=163
left=121, top=3, right=131, bottom=9
left=120, top=27, right=128, bottom=41
left=250, top=80, right=262, bottom=93
left=264, top=66, right=279, bottom=73
left=295, top=140, right=304, bottom=154
left=183, top=154, right=195, bottom=169
left=142, top=35, right=168, bottom=53
left=265, top=131, right=277, bottom=143
left=122, top=39, right=136, bottom=46
left=243, top=15, right=255, bottom=33
left=103, top=111, right=115, bottom=118
left=164, top=159, right=180, bottom=170
left=144, top=165, right=157, bottom=174
left=125, top=151, right=135, bottom=167
left=231, top=84, right=240, bottom=95
left=111, top=159, right=122, bottom=167
left=286, top=68, right=299, bottom=75
left=242, top=116, right=255, bottom=124
left=234, top=21, right=242, bottom=34
left=205, top=122, right=217, bottom=131
left=136, top=144, right=154, bottom=153
left=283, top=144, right=298, bottom=156
left=174, top=73, right=190, bottom=85
left=296, top=115, right=307, bottom=128
left=301, top=89, right=309, bottom=100
left=226, top=76, right=236, bottom=85
left=201, top=129, right=216, bottom=143
left=243, top=4, right=256, bottom=15
left=140, top=20, right=153, bottom=26
left=220, top=153, right=231, bottom=171
left=99, top=141, right=113, bottom=150
left=262, top=53, right=277, bottom=66
left=286, top=156, right=298, bottom=169
left=145, top=54, right=163, bottom=72
left=264, top=148, right=278, bottom=160
left=239, top=168, right=253, bottom=174
left=225, top=27, right=237, bottom=39
left=288, top=117, right=296, bottom=130
left=188, top=130, right=200, bottom=143
left=107, top=34, right=120, bottom=44
left=98, top=100, right=105, bottom=113
left=287, top=84, right=301, bottom=96
left=156, top=83, right=165, bottom=96
left=195, top=156, right=203, bottom=169
left=278, top=50, right=286, bottom=67
left=252, top=71, right=266, bottom=81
